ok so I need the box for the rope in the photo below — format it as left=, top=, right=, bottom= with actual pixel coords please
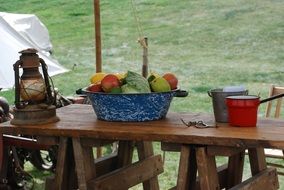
left=130, top=0, right=147, bottom=49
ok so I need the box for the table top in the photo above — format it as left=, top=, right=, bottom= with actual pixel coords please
left=1, top=104, right=284, bottom=149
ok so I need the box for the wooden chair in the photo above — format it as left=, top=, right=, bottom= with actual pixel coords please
left=264, top=85, right=284, bottom=175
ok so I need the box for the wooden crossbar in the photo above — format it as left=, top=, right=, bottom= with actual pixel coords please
left=88, top=155, right=163, bottom=189
left=229, top=168, right=279, bottom=190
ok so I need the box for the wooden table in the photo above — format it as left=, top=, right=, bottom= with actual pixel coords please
left=1, top=104, right=284, bottom=190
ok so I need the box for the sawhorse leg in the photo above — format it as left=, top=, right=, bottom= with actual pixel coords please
left=45, top=137, right=77, bottom=190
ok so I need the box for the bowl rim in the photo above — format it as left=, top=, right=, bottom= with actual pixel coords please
left=81, top=87, right=179, bottom=95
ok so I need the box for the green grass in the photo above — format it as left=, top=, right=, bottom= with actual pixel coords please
left=0, top=0, right=284, bottom=189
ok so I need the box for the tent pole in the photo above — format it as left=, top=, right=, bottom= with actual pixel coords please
left=94, top=0, right=102, bottom=72
left=94, top=0, right=103, bottom=158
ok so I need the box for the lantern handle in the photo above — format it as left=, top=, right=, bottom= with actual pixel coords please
left=13, top=60, right=23, bottom=109
left=39, top=58, right=54, bottom=105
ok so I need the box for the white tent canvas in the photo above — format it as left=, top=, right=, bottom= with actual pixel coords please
left=0, top=12, right=68, bottom=89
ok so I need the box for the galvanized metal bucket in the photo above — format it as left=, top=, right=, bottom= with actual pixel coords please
left=208, top=88, right=248, bottom=123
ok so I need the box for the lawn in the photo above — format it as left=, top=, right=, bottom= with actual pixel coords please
left=0, top=0, right=283, bottom=189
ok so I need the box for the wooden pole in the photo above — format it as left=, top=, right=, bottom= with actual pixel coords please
left=94, top=0, right=102, bottom=72
left=94, top=0, right=103, bottom=158
left=142, top=37, right=148, bottom=78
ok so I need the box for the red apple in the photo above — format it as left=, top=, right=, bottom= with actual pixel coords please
left=162, top=73, right=178, bottom=90
left=87, top=83, right=103, bottom=92
left=101, top=74, right=121, bottom=93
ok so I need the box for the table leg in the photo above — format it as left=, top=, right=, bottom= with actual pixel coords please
left=45, top=137, right=77, bottom=190
left=72, top=137, right=96, bottom=190
left=136, top=141, right=160, bottom=190
left=226, top=151, right=245, bottom=188
left=196, top=147, right=220, bottom=190
left=96, top=147, right=102, bottom=158
left=117, top=140, right=134, bottom=168
left=176, top=145, right=197, bottom=190
left=248, top=148, right=267, bottom=175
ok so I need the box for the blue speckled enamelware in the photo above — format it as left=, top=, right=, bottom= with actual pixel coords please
left=82, top=89, right=178, bottom=122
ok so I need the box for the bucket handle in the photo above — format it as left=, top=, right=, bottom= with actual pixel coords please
left=208, top=91, right=212, bottom=97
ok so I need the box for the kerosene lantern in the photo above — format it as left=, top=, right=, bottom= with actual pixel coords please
left=11, top=48, right=59, bottom=125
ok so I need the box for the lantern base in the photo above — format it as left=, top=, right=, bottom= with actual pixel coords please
left=11, top=104, right=59, bottom=125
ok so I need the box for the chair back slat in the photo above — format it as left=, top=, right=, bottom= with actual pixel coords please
left=275, top=99, right=283, bottom=118
left=265, top=85, right=284, bottom=118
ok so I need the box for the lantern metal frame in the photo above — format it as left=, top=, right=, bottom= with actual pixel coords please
left=11, top=48, right=59, bottom=125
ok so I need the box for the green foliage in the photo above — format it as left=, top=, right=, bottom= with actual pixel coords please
left=0, top=0, right=283, bottom=189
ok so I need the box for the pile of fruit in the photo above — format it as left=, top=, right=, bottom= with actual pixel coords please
left=87, top=71, right=178, bottom=93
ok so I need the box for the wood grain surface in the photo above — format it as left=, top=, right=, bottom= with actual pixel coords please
left=1, top=104, right=284, bottom=149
